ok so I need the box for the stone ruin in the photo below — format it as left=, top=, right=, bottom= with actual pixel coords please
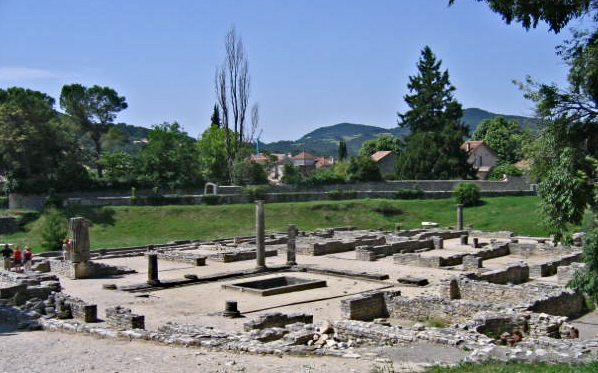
left=2, top=202, right=598, bottom=365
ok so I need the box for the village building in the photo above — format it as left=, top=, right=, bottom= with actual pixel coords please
left=461, top=140, right=497, bottom=180
left=370, top=150, right=397, bottom=176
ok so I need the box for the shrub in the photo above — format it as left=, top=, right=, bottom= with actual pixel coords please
left=243, top=186, right=266, bottom=202
left=39, top=208, right=67, bottom=251
left=453, top=182, right=481, bottom=206
left=488, top=163, right=523, bottom=180
left=0, top=197, right=7, bottom=209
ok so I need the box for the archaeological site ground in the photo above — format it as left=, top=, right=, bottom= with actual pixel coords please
left=2, top=202, right=598, bottom=371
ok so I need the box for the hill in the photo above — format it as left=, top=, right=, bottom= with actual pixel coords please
left=262, top=108, right=537, bottom=157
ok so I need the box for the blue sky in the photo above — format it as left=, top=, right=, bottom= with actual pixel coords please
left=0, top=0, right=587, bottom=142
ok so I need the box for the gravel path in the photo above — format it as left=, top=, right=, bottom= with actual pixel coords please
left=1, top=324, right=448, bottom=373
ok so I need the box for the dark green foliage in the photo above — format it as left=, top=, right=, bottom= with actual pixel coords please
left=372, top=200, right=403, bottom=216
left=281, top=163, right=303, bottom=185
left=396, top=46, right=473, bottom=180
left=359, top=135, right=402, bottom=157
left=303, top=167, right=345, bottom=186
left=569, top=226, right=598, bottom=304
left=488, top=163, right=523, bottom=180
left=393, top=189, right=425, bottom=200
left=327, top=189, right=357, bottom=200
left=471, top=116, right=529, bottom=164
left=136, top=122, right=204, bottom=190
left=453, top=182, right=481, bottom=206
left=449, top=0, right=597, bottom=33
left=231, top=160, right=268, bottom=186
left=243, top=185, right=266, bottom=201
left=338, top=141, right=348, bottom=161
left=346, top=155, right=382, bottom=182
left=0, top=197, right=7, bottom=209
left=210, top=104, right=221, bottom=128
left=201, top=195, right=222, bottom=205
left=38, top=207, right=67, bottom=251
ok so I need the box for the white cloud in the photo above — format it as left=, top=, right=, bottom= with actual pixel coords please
left=0, top=66, right=61, bottom=81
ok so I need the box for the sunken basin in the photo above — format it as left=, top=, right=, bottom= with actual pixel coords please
left=222, top=276, right=327, bottom=296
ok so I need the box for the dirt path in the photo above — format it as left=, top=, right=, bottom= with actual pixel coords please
left=1, top=324, right=469, bottom=373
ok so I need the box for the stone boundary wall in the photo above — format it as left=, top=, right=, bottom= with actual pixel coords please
left=8, top=177, right=533, bottom=209
left=530, top=253, right=583, bottom=278
left=387, top=296, right=502, bottom=324
left=393, top=242, right=511, bottom=268
left=157, top=251, right=206, bottom=266
left=106, top=305, right=144, bottom=330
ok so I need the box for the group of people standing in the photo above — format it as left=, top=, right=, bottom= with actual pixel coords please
left=1, top=244, right=33, bottom=272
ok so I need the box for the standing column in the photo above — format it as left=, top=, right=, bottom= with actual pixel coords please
left=286, top=224, right=297, bottom=265
left=68, top=217, right=90, bottom=279
left=255, top=200, right=266, bottom=270
left=147, top=253, right=160, bottom=285
left=457, top=204, right=464, bottom=231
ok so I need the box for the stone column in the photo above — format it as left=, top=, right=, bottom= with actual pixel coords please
left=255, top=200, right=266, bottom=270
left=457, top=204, right=464, bottom=231
left=147, top=253, right=160, bottom=285
left=286, top=224, right=297, bottom=265
left=68, top=217, right=90, bottom=279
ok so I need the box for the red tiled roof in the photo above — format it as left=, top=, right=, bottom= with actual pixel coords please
left=371, top=150, right=393, bottom=162
left=292, top=151, right=316, bottom=160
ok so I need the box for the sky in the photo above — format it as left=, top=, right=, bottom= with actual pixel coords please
left=0, top=0, right=590, bottom=142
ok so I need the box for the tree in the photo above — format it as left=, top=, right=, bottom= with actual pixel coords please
left=215, top=27, right=258, bottom=180
left=396, top=46, right=473, bottom=180
left=0, top=87, right=88, bottom=193
left=197, top=126, right=229, bottom=183
left=449, top=0, right=597, bottom=33
left=346, top=155, right=382, bottom=182
left=136, top=122, right=203, bottom=189
left=210, top=104, right=221, bottom=128
left=338, top=141, right=348, bottom=161
left=359, top=135, right=402, bottom=157
left=457, top=0, right=598, bottom=302
left=471, top=116, right=528, bottom=164
left=59, top=84, right=127, bottom=178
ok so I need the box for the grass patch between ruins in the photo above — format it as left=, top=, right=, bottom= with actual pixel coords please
left=423, top=361, right=598, bottom=373
left=1, top=195, right=551, bottom=251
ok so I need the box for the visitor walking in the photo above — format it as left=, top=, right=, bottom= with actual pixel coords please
left=23, top=246, right=33, bottom=272
left=1, top=244, right=12, bottom=270
left=12, top=246, right=22, bottom=271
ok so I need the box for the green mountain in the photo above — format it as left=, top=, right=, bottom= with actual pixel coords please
left=262, top=108, right=538, bottom=157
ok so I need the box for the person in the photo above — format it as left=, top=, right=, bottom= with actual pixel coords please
left=12, top=245, right=22, bottom=271
left=1, top=244, right=12, bottom=270
left=62, top=239, right=72, bottom=261
left=23, top=246, right=33, bottom=272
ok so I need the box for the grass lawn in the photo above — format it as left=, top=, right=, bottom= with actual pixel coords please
left=424, top=361, right=598, bottom=373
left=0, top=195, right=548, bottom=252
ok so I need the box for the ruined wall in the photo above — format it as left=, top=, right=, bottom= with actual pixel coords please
left=106, top=306, right=144, bottom=330
left=340, top=291, right=400, bottom=321
left=300, top=236, right=385, bottom=256
left=387, top=296, right=499, bottom=323
left=243, top=312, right=313, bottom=331
left=473, top=262, right=529, bottom=285
left=530, top=253, right=583, bottom=278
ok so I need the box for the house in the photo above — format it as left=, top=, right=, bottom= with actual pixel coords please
left=461, top=140, right=497, bottom=179
left=291, top=151, right=317, bottom=176
left=371, top=151, right=396, bottom=176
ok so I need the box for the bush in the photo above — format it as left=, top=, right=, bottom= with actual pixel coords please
left=0, top=197, right=7, bottom=209
left=453, top=182, right=481, bottom=206
left=243, top=186, right=266, bottom=202
left=488, top=163, right=523, bottom=180
left=39, top=208, right=67, bottom=251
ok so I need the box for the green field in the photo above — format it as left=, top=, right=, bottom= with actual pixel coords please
left=1, top=196, right=549, bottom=251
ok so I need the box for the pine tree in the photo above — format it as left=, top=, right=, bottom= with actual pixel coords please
left=396, top=46, right=473, bottom=180
left=210, top=104, right=221, bottom=128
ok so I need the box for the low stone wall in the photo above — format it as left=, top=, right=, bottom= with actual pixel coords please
left=530, top=253, right=583, bottom=278
left=355, top=239, right=435, bottom=261
left=393, top=253, right=463, bottom=268
left=209, top=249, right=278, bottom=262
left=300, top=236, right=386, bottom=256
left=106, top=305, right=145, bottom=330
left=157, top=251, right=206, bottom=266
left=473, top=262, right=529, bottom=285
left=50, top=293, right=98, bottom=322
left=388, top=296, right=498, bottom=324
left=440, top=277, right=584, bottom=317
left=340, top=291, right=392, bottom=321
left=243, top=312, right=313, bottom=331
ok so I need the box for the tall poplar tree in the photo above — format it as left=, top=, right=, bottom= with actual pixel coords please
left=396, top=46, right=473, bottom=180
